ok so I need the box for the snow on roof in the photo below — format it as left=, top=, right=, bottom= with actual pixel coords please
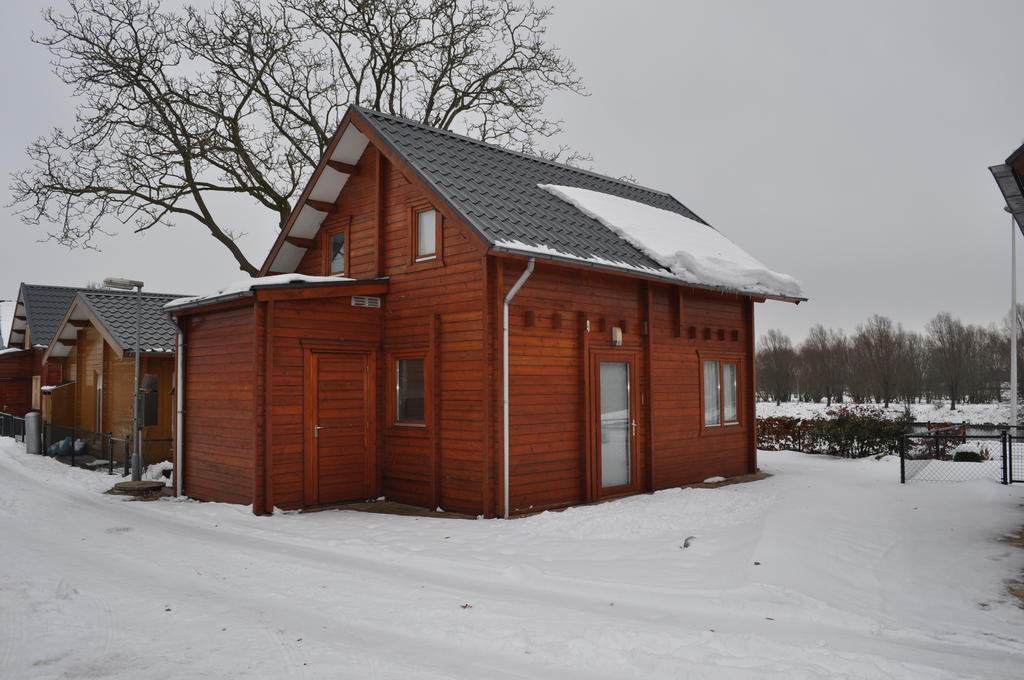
left=539, top=185, right=805, bottom=300
left=165, top=273, right=356, bottom=310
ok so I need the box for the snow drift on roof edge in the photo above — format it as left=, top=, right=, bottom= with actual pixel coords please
left=539, top=185, right=804, bottom=299
left=164, top=273, right=354, bottom=309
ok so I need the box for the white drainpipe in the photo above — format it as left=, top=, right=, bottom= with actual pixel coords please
left=503, top=258, right=535, bottom=519
left=174, top=328, right=185, bottom=497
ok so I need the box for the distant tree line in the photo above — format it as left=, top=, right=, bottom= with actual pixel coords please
left=756, top=309, right=1024, bottom=410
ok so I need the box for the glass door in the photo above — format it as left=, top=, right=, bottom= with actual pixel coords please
left=599, top=361, right=632, bottom=489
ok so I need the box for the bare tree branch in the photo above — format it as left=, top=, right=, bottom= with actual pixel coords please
left=10, top=0, right=587, bottom=274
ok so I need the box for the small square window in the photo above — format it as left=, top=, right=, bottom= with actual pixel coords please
left=329, top=231, right=345, bottom=274
left=396, top=358, right=425, bottom=423
left=415, top=209, right=437, bottom=260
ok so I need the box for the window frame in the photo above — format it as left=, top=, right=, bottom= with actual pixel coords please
left=408, top=204, right=443, bottom=266
left=389, top=350, right=428, bottom=429
left=322, top=224, right=350, bottom=276
left=698, top=352, right=742, bottom=434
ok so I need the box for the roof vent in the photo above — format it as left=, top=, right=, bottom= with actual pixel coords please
left=351, top=295, right=382, bottom=308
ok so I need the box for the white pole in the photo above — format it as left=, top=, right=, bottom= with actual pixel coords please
left=1012, top=214, right=1018, bottom=430
left=132, top=284, right=142, bottom=481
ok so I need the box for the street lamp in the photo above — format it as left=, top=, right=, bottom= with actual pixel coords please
left=989, top=164, right=1024, bottom=428
left=103, top=277, right=144, bottom=481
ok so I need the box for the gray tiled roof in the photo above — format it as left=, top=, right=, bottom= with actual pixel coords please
left=17, top=284, right=93, bottom=347
left=355, top=106, right=707, bottom=275
left=78, top=291, right=186, bottom=355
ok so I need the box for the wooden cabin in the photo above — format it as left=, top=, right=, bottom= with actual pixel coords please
left=169, top=106, right=804, bottom=517
left=2, top=284, right=84, bottom=416
left=42, top=290, right=182, bottom=465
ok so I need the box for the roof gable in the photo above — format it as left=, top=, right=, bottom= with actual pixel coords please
left=8, top=284, right=92, bottom=348
left=46, top=290, right=188, bottom=361
left=262, top=106, right=803, bottom=301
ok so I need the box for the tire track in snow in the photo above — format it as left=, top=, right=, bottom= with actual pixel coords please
left=2, top=449, right=1022, bottom=679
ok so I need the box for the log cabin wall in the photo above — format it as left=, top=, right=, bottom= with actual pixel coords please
left=73, top=326, right=105, bottom=435
left=0, top=350, right=35, bottom=416
left=181, top=305, right=257, bottom=505
left=290, top=144, right=489, bottom=515
left=497, top=259, right=756, bottom=515
left=264, top=296, right=382, bottom=510
left=648, top=287, right=754, bottom=487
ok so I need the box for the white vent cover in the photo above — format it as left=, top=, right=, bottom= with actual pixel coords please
left=351, top=295, right=382, bottom=308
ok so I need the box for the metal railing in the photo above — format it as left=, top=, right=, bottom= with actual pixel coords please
left=42, top=422, right=131, bottom=475
left=0, top=412, right=26, bottom=442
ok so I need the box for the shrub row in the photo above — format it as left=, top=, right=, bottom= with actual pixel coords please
left=756, top=405, right=911, bottom=458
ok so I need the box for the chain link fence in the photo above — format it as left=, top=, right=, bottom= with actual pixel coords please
left=901, top=424, right=1012, bottom=483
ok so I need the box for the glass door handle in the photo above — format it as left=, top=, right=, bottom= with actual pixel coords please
left=631, top=419, right=637, bottom=435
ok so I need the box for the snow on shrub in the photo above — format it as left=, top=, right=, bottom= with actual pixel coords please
left=757, top=405, right=910, bottom=458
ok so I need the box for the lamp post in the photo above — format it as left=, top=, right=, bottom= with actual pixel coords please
left=103, top=277, right=144, bottom=481
left=988, top=163, right=1024, bottom=429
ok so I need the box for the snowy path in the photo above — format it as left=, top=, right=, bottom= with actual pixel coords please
left=1, top=440, right=1022, bottom=679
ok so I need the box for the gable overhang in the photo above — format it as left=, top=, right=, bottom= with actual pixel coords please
left=43, top=296, right=125, bottom=363
left=7, top=285, right=28, bottom=348
left=489, top=247, right=805, bottom=304
left=259, top=107, right=492, bottom=277
left=261, top=108, right=369, bottom=276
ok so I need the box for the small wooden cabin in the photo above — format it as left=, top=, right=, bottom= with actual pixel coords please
left=42, top=290, right=182, bottom=465
left=3, top=284, right=84, bottom=415
left=170, top=107, right=803, bottom=517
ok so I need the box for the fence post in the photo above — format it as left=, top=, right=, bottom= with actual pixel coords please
left=900, top=434, right=906, bottom=484
left=1001, top=430, right=1009, bottom=485
left=107, top=434, right=114, bottom=476
left=1010, top=432, right=1015, bottom=484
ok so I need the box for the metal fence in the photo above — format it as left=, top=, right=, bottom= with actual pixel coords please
left=42, top=422, right=131, bottom=475
left=0, top=412, right=26, bottom=442
left=900, top=424, right=1014, bottom=484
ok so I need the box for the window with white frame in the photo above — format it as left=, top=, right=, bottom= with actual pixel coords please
left=703, top=360, right=739, bottom=427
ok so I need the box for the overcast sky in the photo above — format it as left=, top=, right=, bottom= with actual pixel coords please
left=2, top=0, right=1024, bottom=346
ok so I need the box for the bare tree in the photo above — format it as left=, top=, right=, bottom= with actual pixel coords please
left=799, top=325, right=847, bottom=406
left=851, top=315, right=903, bottom=408
left=757, top=329, right=796, bottom=405
left=11, top=0, right=586, bottom=274
left=926, top=312, right=972, bottom=410
left=895, top=330, right=927, bottom=406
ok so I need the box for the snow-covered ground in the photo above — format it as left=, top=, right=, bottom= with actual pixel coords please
left=759, top=400, right=1013, bottom=425
left=1, top=438, right=1022, bottom=679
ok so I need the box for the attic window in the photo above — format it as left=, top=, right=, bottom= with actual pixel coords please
left=329, top=231, right=346, bottom=275
left=414, top=208, right=438, bottom=261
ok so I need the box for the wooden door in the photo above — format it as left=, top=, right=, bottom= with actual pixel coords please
left=590, top=351, right=640, bottom=498
left=305, top=350, right=375, bottom=506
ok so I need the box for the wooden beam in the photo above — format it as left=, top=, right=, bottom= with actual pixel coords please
left=305, top=199, right=335, bottom=213
left=14, top=315, right=26, bottom=321
left=327, top=160, right=358, bottom=175
left=285, top=236, right=315, bottom=249
left=68, top=320, right=89, bottom=328
left=265, top=270, right=288, bottom=276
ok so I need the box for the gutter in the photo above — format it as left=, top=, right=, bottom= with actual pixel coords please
left=502, top=257, right=535, bottom=519
left=489, top=246, right=807, bottom=304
